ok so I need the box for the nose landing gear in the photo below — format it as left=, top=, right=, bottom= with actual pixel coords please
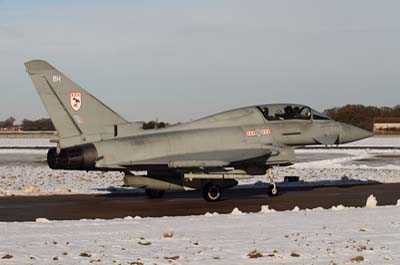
left=267, top=182, right=279, bottom=196
left=267, top=169, right=279, bottom=197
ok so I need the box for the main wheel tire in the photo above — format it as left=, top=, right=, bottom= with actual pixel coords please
left=267, top=184, right=279, bottom=197
left=145, top=189, right=165, bottom=199
left=202, top=183, right=222, bottom=202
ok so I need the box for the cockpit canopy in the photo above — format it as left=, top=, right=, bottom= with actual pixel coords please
left=258, top=104, right=331, bottom=121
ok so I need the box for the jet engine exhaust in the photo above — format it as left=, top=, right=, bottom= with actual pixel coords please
left=47, top=144, right=98, bottom=170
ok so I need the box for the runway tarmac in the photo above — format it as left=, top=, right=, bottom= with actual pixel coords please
left=0, top=183, right=399, bottom=222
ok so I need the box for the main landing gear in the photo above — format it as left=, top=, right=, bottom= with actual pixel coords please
left=202, top=183, right=222, bottom=202
left=142, top=170, right=280, bottom=201
left=145, top=184, right=223, bottom=202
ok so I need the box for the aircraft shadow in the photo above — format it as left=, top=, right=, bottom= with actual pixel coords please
left=96, top=178, right=382, bottom=200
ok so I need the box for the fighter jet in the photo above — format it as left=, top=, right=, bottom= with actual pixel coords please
left=25, top=60, right=373, bottom=201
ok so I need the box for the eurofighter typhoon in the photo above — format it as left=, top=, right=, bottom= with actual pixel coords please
left=25, top=60, right=372, bottom=201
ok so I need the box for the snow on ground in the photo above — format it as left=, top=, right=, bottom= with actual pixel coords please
left=245, top=148, right=400, bottom=186
left=0, top=137, right=400, bottom=196
left=1, top=137, right=400, bottom=264
left=0, top=167, right=124, bottom=196
left=0, top=150, right=124, bottom=196
left=1, top=149, right=399, bottom=196
left=0, top=203, right=399, bottom=264
left=0, top=138, right=54, bottom=148
left=342, top=136, right=400, bottom=147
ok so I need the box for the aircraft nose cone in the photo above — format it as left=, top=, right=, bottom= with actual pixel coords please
left=340, top=123, right=373, bottom=144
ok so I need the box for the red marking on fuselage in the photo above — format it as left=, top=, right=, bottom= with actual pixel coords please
left=246, top=128, right=271, bottom=137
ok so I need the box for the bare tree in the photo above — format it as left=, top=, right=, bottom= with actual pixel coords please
left=21, top=118, right=55, bottom=131
left=0, top=117, right=16, bottom=129
left=324, top=105, right=400, bottom=131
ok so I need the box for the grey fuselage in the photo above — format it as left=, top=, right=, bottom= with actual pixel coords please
left=87, top=104, right=370, bottom=173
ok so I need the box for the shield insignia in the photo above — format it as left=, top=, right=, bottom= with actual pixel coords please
left=70, top=92, right=82, bottom=111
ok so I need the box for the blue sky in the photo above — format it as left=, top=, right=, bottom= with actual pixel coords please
left=1, top=0, right=400, bottom=122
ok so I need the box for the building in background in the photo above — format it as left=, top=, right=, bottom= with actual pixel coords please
left=373, top=117, right=400, bottom=135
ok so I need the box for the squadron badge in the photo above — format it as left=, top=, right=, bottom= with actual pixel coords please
left=70, top=92, right=82, bottom=111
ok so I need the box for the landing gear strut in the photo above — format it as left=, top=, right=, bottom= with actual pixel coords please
left=202, top=183, right=222, bottom=202
left=267, top=183, right=279, bottom=196
left=267, top=168, right=279, bottom=197
left=145, top=189, right=165, bottom=199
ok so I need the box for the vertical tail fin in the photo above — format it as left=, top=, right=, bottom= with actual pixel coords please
left=25, top=60, right=127, bottom=142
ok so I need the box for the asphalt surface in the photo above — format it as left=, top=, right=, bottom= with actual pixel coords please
left=0, top=183, right=399, bottom=222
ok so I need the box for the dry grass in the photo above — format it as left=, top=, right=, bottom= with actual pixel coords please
left=163, top=232, right=174, bottom=238
left=164, top=256, right=180, bottom=260
left=247, top=250, right=263, bottom=259
left=350, top=256, right=364, bottom=262
left=1, top=254, right=13, bottom=259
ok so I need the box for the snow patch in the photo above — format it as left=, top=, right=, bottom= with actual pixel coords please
left=343, top=136, right=400, bottom=147
left=0, top=138, right=54, bottom=148
left=259, top=205, right=276, bottom=213
left=23, top=185, right=40, bottom=193
left=310, top=207, right=324, bottom=211
left=330, top=204, right=346, bottom=211
left=366, top=194, right=378, bottom=208
left=292, top=206, right=300, bottom=212
left=1, top=205, right=400, bottom=264
left=35, top=218, right=51, bottom=223
left=231, top=207, right=244, bottom=215
left=397, top=199, right=400, bottom=207
left=204, top=212, right=219, bottom=217
left=0, top=189, right=13, bottom=196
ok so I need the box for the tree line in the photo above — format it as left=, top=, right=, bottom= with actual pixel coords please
left=324, top=105, right=400, bottom=131
left=0, top=117, right=170, bottom=131
left=1, top=104, right=400, bottom=132
left=0, top=117, right=55, bottom=131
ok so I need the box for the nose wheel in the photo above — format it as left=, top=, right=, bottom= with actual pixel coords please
left=267, top=183, right=279, bottom=196
left=267, top=168, right=279, bottom=197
